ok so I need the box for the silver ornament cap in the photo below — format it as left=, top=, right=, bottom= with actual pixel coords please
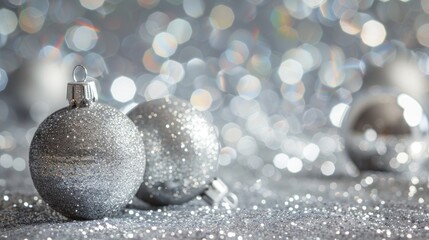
left=67, top=65, right=98, bottom=108
left=202, top=178, right=238, bottom=208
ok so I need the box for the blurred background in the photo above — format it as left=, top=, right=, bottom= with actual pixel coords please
left=2, top=0, right=429, bottom=192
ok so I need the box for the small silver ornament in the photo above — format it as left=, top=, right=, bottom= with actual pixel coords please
left=127, top=96, right=237, bottom=208
left=342, top=87, right=429, bottom=172
left=29, top=65, right=146, bottom=220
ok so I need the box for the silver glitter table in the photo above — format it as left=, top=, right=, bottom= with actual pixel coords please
left=1, top=164, right=429, bottom=240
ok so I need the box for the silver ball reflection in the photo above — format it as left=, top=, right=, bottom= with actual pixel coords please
left=342, top=88, right=429, bottom=172
left=127, top=96, right=220, bottom=206
left=30, top=103, right=146, bottom=220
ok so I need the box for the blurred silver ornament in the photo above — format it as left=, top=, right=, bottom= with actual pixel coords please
left=342, top=87, right=429, bottom=172
left=362, top=46, right=429, bottom=105
left=127, top=96, right=237, bottom=208
left=29, top=66, right=146, bottom=220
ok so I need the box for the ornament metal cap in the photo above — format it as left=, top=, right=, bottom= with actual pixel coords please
left=201, top=178, right=238, bottom=209
left=67, top=65, right=98, bottom=108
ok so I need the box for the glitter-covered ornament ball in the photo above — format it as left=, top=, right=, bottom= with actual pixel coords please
left=30, top=103, right=146, bottom=220
left=342, top=88, right=428, bottom=172
left=127, top=96, right=220, bottom=206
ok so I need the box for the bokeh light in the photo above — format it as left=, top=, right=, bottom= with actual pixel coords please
left=143, top=48, right=166, bottom=73
left=183, top=0, right=205, bottom=18
left=138, top=0, right=160, bottom=9
left=191, top=89, right=213, bottom=111
left=145, top=11, right=169, bottom=36
left=273, top=153, right=289, bottom=169
left=152, top=32, right=178, bottom=58
left=144, top=79, right=169, bottom=100
left=167, top=19, right=193, bottom=44
left=160, top=60, right=185, bottom=84
left=286, top=157, right=303, bottom=173
left=0, top=8, right=18, bottom=35
left=19, top=7, right=45, bottom=34
left=321, top=161, right=335, bottom=176
left=237, top=74, right=261, bottom=100
left=360, top=20, right=386, bottom=47
left=111, top=76, right=137, bottom=103
left=79, top=0, right=104, bottom=10
left=0, top=68, right=8, bottom=92
left=209, top=4, right=235, bottom=30
left=278, top=59, right=304, bottom=84
left=417, top=23, right=429, bottom=47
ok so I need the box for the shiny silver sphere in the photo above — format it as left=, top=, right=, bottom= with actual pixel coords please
left=127, top=96, right=220, bottom=206
left=30, top=103, right=146, bottom=220
left=342, top=88, right=429, bottom=172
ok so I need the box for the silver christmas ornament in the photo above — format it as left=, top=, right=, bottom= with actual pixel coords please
left=342, top=87, right=429, bottom=172
left=29, top=65, right=146, bottom=220
left=361, top=45, right=429, bottom=106
left=127, top=96, right=237, bottom=208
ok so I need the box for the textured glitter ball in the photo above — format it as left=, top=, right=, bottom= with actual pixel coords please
left=127, top=96, right=220, bottom=206
left=29, top=103, right=146, bottom=220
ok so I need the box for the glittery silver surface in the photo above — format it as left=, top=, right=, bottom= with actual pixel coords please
left=2, top=168, right=429, bottom=239
left=29, top=103, right=146, bottom=220
left=127, top=96, right=219, bottom=206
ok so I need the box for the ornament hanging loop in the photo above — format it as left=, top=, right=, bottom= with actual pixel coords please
left=73, top=65, right=87, bottom=82
left=67, top=65, right=98, bottom=108
left=222, top=192, right=238, bottom=209
left=201, top=178, right=238, bottom=209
